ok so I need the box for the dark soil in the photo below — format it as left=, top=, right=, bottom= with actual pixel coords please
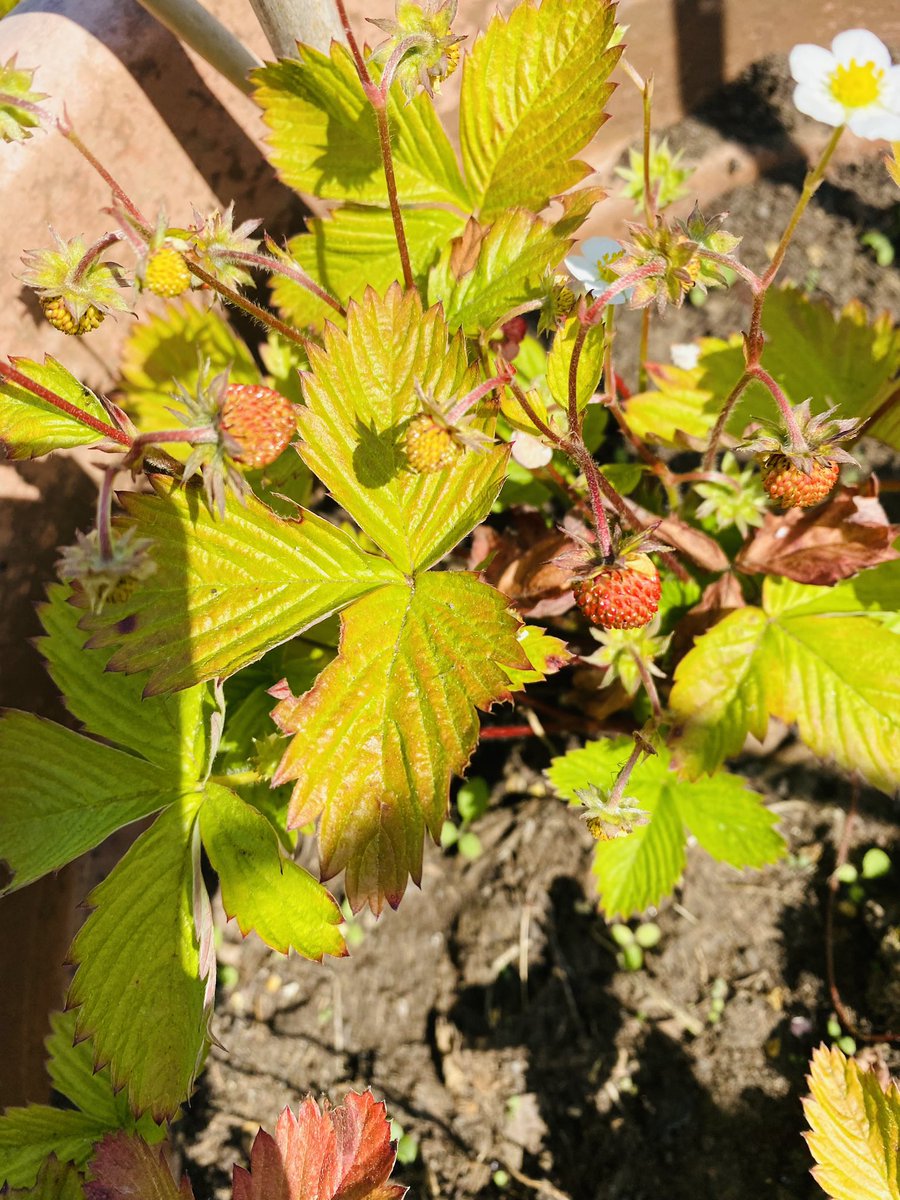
left=174, top=57, right=900, bottom=1200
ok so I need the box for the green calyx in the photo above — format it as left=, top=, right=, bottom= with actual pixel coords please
left=0, top=57, right=47, bottom=143
left=370, top=0, right=464, bottom=99
left=20, top=231, right=130, bottom=325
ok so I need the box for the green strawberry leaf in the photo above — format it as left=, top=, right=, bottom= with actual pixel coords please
left=0, top=711, right=186, bottom=894
left=271, top=572, right=530, bottom=913
left=804, top=1042, right=900, bottom=1200
left=81, top=479, right=402, bottom=693
left=459, top=0, right=621, bottom=220
left=427, top=210, right=570, bottom=336
left=273, top=205, right=464, bottom=329
left=4, top=1156, right=85, bottom=1199
left=38, top=584, right=214, bottom=779
left=116, top=301, right=258, bottom=447
left=547, top=737, right=783, bottom=916
left=670, top=564, right=900, bottom=793
left=253, top=45, right=470, bottom=207
left=198, top=783, right=345, bottom=959
left=0, top=1109, right=111, bottom=1189
left=0, top=356, right=112, bottom=459
left=546, top=317, right=607, bottom=412
left=298, top=286, right=509, bottom=573
left=504, top=625, right=573, bottom=690
left=67, top=799, right=208, bottom=1120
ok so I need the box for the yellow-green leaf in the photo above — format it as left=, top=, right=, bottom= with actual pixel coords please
left=546, top=317, right=606, bottom=412
left=253, top=45, right=470, bottom=207
left=459, top=0, right=621, bottom=219
left=273, top=205, right=464, bottom=329
left=199, top=783, right=345, bottom=960
left=804, top=1043, right=900, bottom=1200
left=271, top=572, right=530, bottom=913
left=299, top=286, right=509, bottom=573
left=0, top=356, right=111, bottom=459
left=81, top=479, right=402, bottom=693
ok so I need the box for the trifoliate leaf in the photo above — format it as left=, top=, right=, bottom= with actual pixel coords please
left=670, top=564, right=900, bottom=793
left=81, top=479, right=402, bottom=693
left=0, top=357, right=113, bottom=459
left=427, top=210, right=570, bottom=336
left=38, top=584, right=213, bottom=779
left=547, top=737, right=783, bottom=917
left=198, top=784, right=344, bottom=959
left=116, top=302, right=258, bottom=449
left=272, top=572, right=529, bottom=913
left=67, top=799, right=208, bottom=1119
left=803, top=1043, right=900, bottom=1200
left=273, top=205, right=464, bottom=329
left=253, top=44, right=470, bottom=207
left=231, top=1092, right=405, bottom=1200
left=298, top=286, right=509, bottom=574
left=546, top=316, right=607, bottom=412
left=459, top=0, right=621, bottom=219
left=0, top=711, right=184, bottom=894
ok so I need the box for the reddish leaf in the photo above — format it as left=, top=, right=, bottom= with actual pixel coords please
left=736, top=486, right=900, bottom=586
left=86, top=1133, right=194, bottom=1200
left=232, top=1092, right=405, bottom=1200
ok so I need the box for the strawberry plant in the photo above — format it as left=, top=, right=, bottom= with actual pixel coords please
left=1, top=3, right=899, bottom=1194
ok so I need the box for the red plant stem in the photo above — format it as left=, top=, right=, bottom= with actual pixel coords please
left=0, top=360, right=131, bottom=445
left=608, top=733, right=654, bottom=808
left=58, top=122, right=152, bottom=234
left=228, top=249, right=346, bottom=317
left=641, top=78, right=654, bottom=228
left=96, top=468, right=117, bottom=559
left=480, top=725, right=538, bottom=740
left=185, top=258, right=310, bottom=350
left=826, top=780, right=899, bottom=1044
left=72, top=230, right=125, bottom=284
left=749, top=364, right=805, bottom=447
left=333, top=0, right=414, bottom=289
left=446, top=371, right=513, bottom=425
left=509, top=381, right=563, bottom=446
left=123, top=426, right=216, bottom=470
left=698, top=250, right=763, bottom=294
left=0, top=91, right=50, bottom=120
left=702, top=371, right=751, bottom=471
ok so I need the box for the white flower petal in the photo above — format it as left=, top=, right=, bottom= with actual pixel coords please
left=511, top=430, right=553, bottom=470
left=579, top=236, right=623, bottom=259
left=831, top=29, right=892, bottom=71
left=792, top=82, right=845, bottom=126
left=670, top=342, right=701, bottom=370
left=847, top=107, right=900, bottom=140
left=789, top=43, right=835, bottom=85
left=564, top=254, right=597, bottom=285
left=882, top=65, right=900, bottom=106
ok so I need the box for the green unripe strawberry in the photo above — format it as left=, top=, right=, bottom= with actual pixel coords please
left=40, top=296, right=105, bottom=336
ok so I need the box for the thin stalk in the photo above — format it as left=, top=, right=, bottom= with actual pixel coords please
left=749, top=364, right=805, bottom=448
left=185, top=258, right=310, bottom=350
left=445, top=371, right=512, bottom=425
left=608, top=733, right=655, bottom=808
left=641, top=75, right=654, bottom=228
left=568, top=441, right=613, bottom=558
left=638, top=308, right=650, bottom=392
left=508, top=382, right=561, bottom=445
left=379, top=33, right=429, bottom=93
left=702, top=371, right=751, bottom=470
left=230, top=247, right=346, bottom=316
left=333, top=0, right=369, bottom=81
left=72, top=231, right=125, bottom=284
left=58, top=123, right=152, bottom=234
left=0, top=92, right=49, bottom=120
left=698, top=250, right=763, bottom=293
left=630, top=649, right=662, bottom=721
left=96, top=468, right=117, bottom=560
left=763, top=125, right=844, bottom=288
left=0, top=361, right=131, bottom=446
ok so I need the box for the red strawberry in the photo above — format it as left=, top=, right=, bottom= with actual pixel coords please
left=573, top=555, right=661, bottom=630
left=760, top=453, right=840, bottom=508
left=220, top=384, right=296, bottom=469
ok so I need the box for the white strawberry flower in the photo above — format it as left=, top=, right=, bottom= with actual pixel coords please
left=565, top=236, right=632, bottom=305
left=511, top=430, right=553, bottom=469
left=789, top=29, right=900, bottom=140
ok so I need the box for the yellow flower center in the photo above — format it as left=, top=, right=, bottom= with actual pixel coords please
left=829, top=59, right=883, bottom=109
left=594, top=248, right=624, bottom=285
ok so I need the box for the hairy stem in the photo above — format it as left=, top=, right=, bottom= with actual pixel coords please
left=373, top=102, right=415, bottom=290
left=58, top=123, right=152, bottom=234
left=702, top=371, right=751, bottom=470
left=96, top=468, right=117, bottom=560
left=445, top=370, right=513, bottom=425
left=608, top=733, right=655, bottom=808
left=72, top=231, right=125, bottom=284
left=0, top=361, right=131, bottom=446
left=630, top=649, right=662, bottom=721
left=230, top=246, right=346, bottom=316
left=185, top=258, right=310, bottom=349
left=749, top=364, right=805, bottom=448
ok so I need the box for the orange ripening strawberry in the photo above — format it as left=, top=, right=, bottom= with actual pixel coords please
left=573, top=554, right=661, bottom=630
left=760, top=453, right=840, bottom=508
left=220, top=384, right=297, bottom=469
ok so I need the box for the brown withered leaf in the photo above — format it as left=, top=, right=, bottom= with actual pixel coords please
left=736, top=485, right=900, bottom=585
left=468, top=511, right=575, bottom=617
left=626, top=497, right=730, bottom=572
left=449, top=218, right=488, bottom=280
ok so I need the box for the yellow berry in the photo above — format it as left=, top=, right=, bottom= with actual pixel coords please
left=40, top=296, right=105, bottom=336
left=144, top=248, right=192, bottom=298
left=404, top=414, right=462, bottom=473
